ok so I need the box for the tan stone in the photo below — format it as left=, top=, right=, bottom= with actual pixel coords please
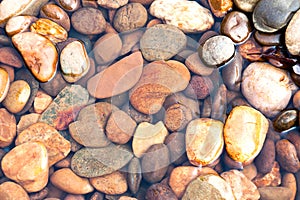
left=132, top=121, right=168, bottom=158
left=87, top=51, right=143, bottom=99
left=0, top=181, right=30, bottom=200
left=0, top=108, right=16, bottom=148
left=5, top=15, right=38, bottom=37
left=2, top=80, right=31, bottom=114
left=242, top=163, right=257, bottom=180
left=282, top=173, right=297, bottom=200
left=16, top=122, right=71, bottom=166
left=224, top=106, right=269, bottom=164
left=185, top=52, right=214, bottom=76
left=50, top=168, right=94, bottom=194
left=17, top=113, right=40, bottom=134
left=90, top=171, right=127, bottom=195
left=34, top=90, right=52, bottom=114
left=1, top=142, right=49, bottom=192
left=0, top=64, right=14, bottom=82
left=186, top=118, right=224, bottom=166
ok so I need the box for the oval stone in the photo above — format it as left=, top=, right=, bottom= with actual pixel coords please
left=2, top=80, right=31, bottom=114
left=0, top=67, right=10, bottom=103
left=12, top=32, right=58, bottom=82
left=0, top=108, right=16, bottom=148
left=1, top=142, right=48, bottom=192
left=186, top=118, right=224, bottom=166
left=273, top=109, right=298, bottom=132
left=16, top=122, right=71, bottom=167
left=5, top=15, right=38, bottom=37
left=224, top=106, right=269, bottom=164
left=0, top=181, right=30, bottom=200
left=286, top=9, right=300, bottom=56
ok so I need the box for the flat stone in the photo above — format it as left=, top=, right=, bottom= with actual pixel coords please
left=1, top=142, right=49, bottom=192
left=149, top=0, right=214, bottom=33
left=12, top=32, right=58, bottom=82
left=286, top=9, right=300, bottom=56
left=140, top=24, right=187, bottom=61
left=71, top=145, right=133, bottom=178
left=0, top=108, right=16, bottom=148
left=87, top=51, right=143, bottom=99
left=39, top=84, right=89, bottom=130
left=16, top=122, right=71, bottom=166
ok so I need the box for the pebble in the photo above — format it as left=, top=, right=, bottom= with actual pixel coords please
left=282, top=173, right=297, bottom=200
left=199, top=35, right=235, bottom=67
left=0, top=108, right=16, bottom=148
left=224, top=106, right=269, bottom=164
left=0, top=67, right=9, bottom=102
left=233, top=0, right=260, bottom=12
left=146, top=183, right=178, bottom=200
left=130, top=60, right=190, bottom=114
left=0, top=0, right=48, bottom=27
left=16, top=113, right=40, bottom=134
left=185, top=52, right=214, bottom=76
left=184, top=75, right=213, bottom=99
left=55, top=0, right=81, bottom=12
left=16, top=122, right=71, bottom=166
left=40, top=71, right=68, bottom=97
left=0, top=64, right=14, bottom=83
left=164, top=103, right=192, bottom=132
left=40, top=3, right=71, bottom=31
left=208, top=0, right=233, bottom=17
left=182, top=174, right=235, bottom=200
left=286, top=9, right=300, bottom=56
left=87, top=51, right=143, bottom=99
left=273, top=109, right=298, bottom=132
left=33, top=90, right=53, bottom=114
left=113, top=3, right=148, bottom=32
left=50, top=168, right=94, bottom=195
left=221, top=11, right=251, bottom=43
left=221, top=170, right=260, bottom=200
left=276, top=139, right=300, bottom=173
left=60, top=40, right=90, bottom=83
left=1, top=142, right=48, bottom=192
left=254, top=138, right=276, bottom=174
left=165, top=132, right=187, bottom=165
left=64, top=194, right=85, bottom=200
left=286, top=131, right=300, bottom=160
left=252, top=161, right=281, bottom=187
left=5, top=15, right=38, bottom=37
left=132, top=121, right=168, bottom=158
left=141, top=143, right=170, bottom=183
left=71, top=7, right=106, bottom=35
left=241, top=62, right=292, bottom=117
left=0, top=47, right=23, bottom=68
left=140, top=24, right=187, bottom=61
left=186, top=118, right=224, bottom=166
left=2, top=80, right=31, bottom=114
left=127, top=157, right=142, bottom=194
left=106, top=110, right=137, bottom=144
left=97, top=0, right=128, bottom=9
left=0, top=181, right=30, bottom=200
left=254, top=31, right=281, bottom=46
left=242, top=163, right=257, bottom=180
left=168, top=166, right=217, bottom=198
left=149, top=0, right=214, bottom=33
left=120, top=30, right=143, bottom=56
left=258, top=187, right=293, bottom=200
left=71, top=145, right=133, bottom=178
left=39, top=84, right=89, bottom=130
left=30, top=18, right=68, bottom=44
left=253, top=0, right=300, bottom=33
left=12, top=32, right=58, bottom=82
left=90, top=171, right=128, bottom=195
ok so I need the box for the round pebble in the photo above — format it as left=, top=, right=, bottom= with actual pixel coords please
left=276, top=139, right=300, bottom=173
left=286, top=9, right=300, bottom=55
left=0, top=181, right=30, bottom=200
left=199, top=35, right=235, bottom=67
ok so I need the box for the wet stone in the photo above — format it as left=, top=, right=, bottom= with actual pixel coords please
left=185, top=52, right=214, bottom=76
left=40, top=71, right=68, bottom=97
left=165, top=132, right=187, bottom=165
left=146, top=183, right=178, bottom=200
left=55, top=0, right=81, bottom=12
left=273, top=109, right=298, bottom=132
left=127, top=157, right=142, bottom=194
left=39, top=84, right=90, bottom=130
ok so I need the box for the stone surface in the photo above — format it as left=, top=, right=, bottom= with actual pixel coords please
left=208, top=0, right=233, bottom=17
left=140, top=24, right=187, bottom=61
left=186, top=118, right=224, bottom=166
left=258, top=187, right=293, bottom=200
left=0, top=181, right=30, bottom=200
left=199, top=35, right=235, bottom=67
left=0, top=68, right=9, bottom=103
left=164, top=103, right=192, bottom=132
left=0, top=108, right=16, bottom=148
left=127, top=157, right=142, bottom=194
left=113, top=3, right=147, bottom=32
left=88, top=51, right=143, bottom=99
left=241, top=62, right=292, bottom=117
left=253, top=0, right=300, bottom=33
left=182, top=174, right=235, bottom=200
left=39, top=84, right=89, bottom=130
left=184, top=75, right=213, bottom=99
left=273, top=109, right=298, bottom=132
left=234, top=0, right=260, bottom=12
left=12, top=32, right=58, bottom=82
left=40, top=71, right=68, bottom=97
left=221, top=170, right=260, bottom=200
left=5, top=15, right=38, bottom=37
left=55, top=0, right=80, bottom=12
left=146, top=183, right=178, bottom=200
left=130, top=60, right=190, bottom=114
left=132, top=121, right=168, bottom=158
left=254, top=138, right=275, bottom=174
left=222, top=53, right=243, bottom=92
left=90, top=171, right=127, bottom=195
left=165, top=132, right=187, bottom=165
left=185, top=52, right=214, bottom=76
left=149, top=0, right=214, bottom=33
left=34, top=90, right=53, bottom=114
left=1, top=142, right=48, bottom=192
left=16, top=122, right=71, bottom=166
left=2, top=80, right=31, bottom=114
left=97, top=0, right=128, bottom=9
left=16, top=113, right=40, bottom=134
left=276, top=139, right=300, bottom=173
left=286, top=9, right=300, bottom=56
left=252, top=161, right=281, bottom=187
left=60, top=40, right=90, bottom=83
left=224, top=106, right=269, bottom=164
left=0, top=47, right=22, bottom=68
left=50, top=168, right=94, bottom=194
left=71, top=145, right=133, bottom=178
left=286, top=131, right=300, bottom=160
left=30, top=18, right=68, bottom=44
left=282, top=173, right=297, bottom=200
